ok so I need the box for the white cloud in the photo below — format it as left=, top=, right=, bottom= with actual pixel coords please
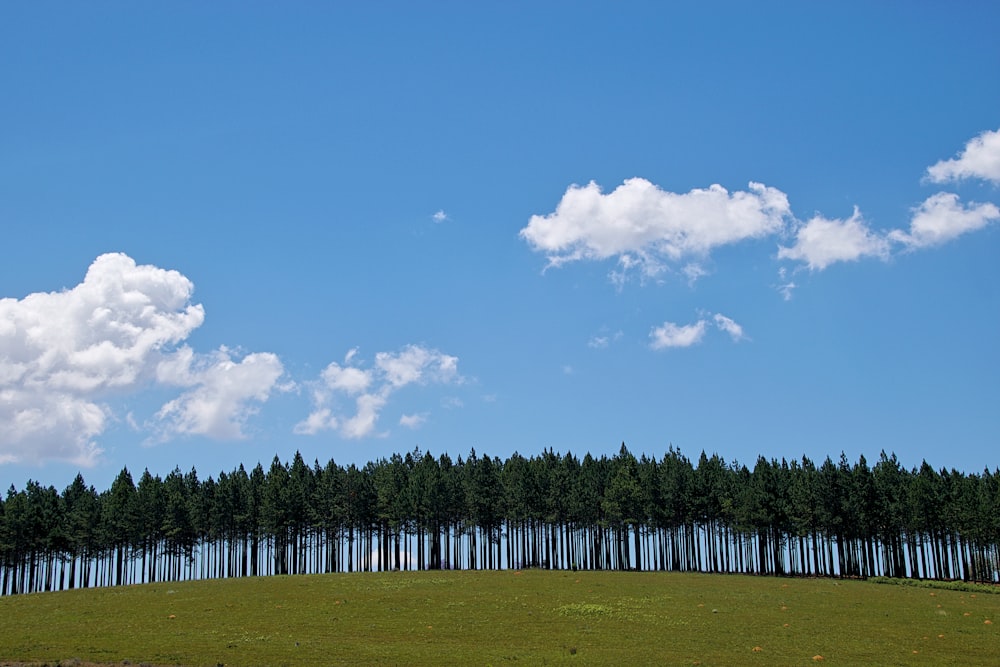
left=0, top=253, right=211, bottom=465
left=713, top=313, right=747, bottom=342
left=376, top=345, right=459, bottom=389
left=153, top=346, right=287, bottom=440
left=926, top=128, right=1000, bottom=184
left=0, top=253, right=290, bottom=465
left=889, top=192, right=1000, bottom=249
left=528, top=130, right=1000, bottom=285
left=775, top=268, right=797, bottom=301
left=292, top=407, right=337, bottom=436
left=399, top=413, right=427, bottom=429
left=588, top=330, right=624, bottom=349
left=321, top=362, right=372, bottom=395
left=433, top=210, right=449, bottom=223
left=520, top=178, right=791, bottom=280
left=342, top=393, right=388, bottom=439
left=296, top=344, right=462, bottom=439
left=777, top=208, right=890, bottom=271
left=441, top=396, right=464, bottom=409
left=682, top=263, right=709, bottom=285
left=650, top=320, right=707, bottom=349
left=0, top=390, right=106, bottom=467
left=650, top=313, right=747, bottom=350
left=0, top=253, right=203, bottom=392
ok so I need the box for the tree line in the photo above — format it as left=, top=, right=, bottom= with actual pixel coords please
left=2, top=445, right=998, bottom=596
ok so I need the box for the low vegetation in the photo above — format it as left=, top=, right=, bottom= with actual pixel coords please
left=0, top=570, right=997, bottom=666
left=870, top=576, right=1000, bottom=595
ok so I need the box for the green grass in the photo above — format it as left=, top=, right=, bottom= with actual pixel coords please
left=869, top=576, right=1000, bottom=595
left=0, top=570, right=997, bottom=666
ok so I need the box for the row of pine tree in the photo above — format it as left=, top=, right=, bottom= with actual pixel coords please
left=2, top=445, right=998, bottom=595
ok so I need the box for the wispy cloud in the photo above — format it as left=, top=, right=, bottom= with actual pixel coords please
left=295, top=344, right=462, bottom=439
left=713, top=314, right=747, bottom=342
left=649, top=313, right=747, bottom=350
left=588, top=330, right=623, bottom=349
left=399, top=413, right=428, bottom=429
left=441, top=396, right=464, bottom=410
left=776, top=267, right=796, bottom=301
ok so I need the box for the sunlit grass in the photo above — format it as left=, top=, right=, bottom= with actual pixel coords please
left=0, top=570, right=997, bottom=666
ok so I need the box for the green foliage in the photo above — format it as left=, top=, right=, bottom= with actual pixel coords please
left=870, top=576, right=1000, bottom=595
left=2, top=448, right=999, bottom=595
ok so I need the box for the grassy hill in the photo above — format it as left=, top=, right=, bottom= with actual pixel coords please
left=0, top=570, right=997, bottom=666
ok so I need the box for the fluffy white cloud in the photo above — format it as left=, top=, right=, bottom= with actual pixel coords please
left=294, top=407, right=337, bottom=435
left=0, top=390, right=106, bottom=467
left=296, top=344, right=461, bottom=439
left=889, top=192, right=1000, bottom=249
left=376, top=345, right=459, bottom=389
left=777, top=208, right=890, bottom=271
left=0, top=253, right=203, bottom=393
left=520, top=178, right=791, bottom=279
left=341, top=393, right=388, bottom=439
left=926, top=128, right=1000, bottom=184
left=0, top=254, right=204, bottom=465
left=649, top=320, right=707, bottom=349
left=0, top=253, right=287, bottom=466
left=154, top=346, right=287, bottom=440
left=526, top=129, right=1000, bottom=284
left=321, top=362, right=372, bottom=395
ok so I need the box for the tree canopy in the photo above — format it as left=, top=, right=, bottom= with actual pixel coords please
left=2, top=446, right=998, bottom=595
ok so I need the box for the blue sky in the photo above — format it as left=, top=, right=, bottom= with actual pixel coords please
left=2, top=1, right=998, bottom=491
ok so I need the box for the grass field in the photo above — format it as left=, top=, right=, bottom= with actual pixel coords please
left=0, top=570, right=996, bottom=666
